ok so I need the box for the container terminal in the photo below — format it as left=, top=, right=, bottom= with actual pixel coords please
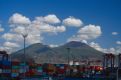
left=0, top=51, right=121, bottom=80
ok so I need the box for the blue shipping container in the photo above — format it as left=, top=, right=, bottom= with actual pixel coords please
left=2, top=60, right=11, bottom=66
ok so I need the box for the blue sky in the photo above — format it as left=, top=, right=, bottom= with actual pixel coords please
left=0, top=0, right=121, bottom=53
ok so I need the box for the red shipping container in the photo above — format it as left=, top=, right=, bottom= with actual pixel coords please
left=37, top=64, right=42, bottom=66
left=2, top=65, right=11, bottom=69
left=12, top=61, right=20, bottom=65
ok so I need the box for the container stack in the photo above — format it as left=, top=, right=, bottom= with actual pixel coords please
left=27, top=63, right=37, bottom=77
left=1, top=60, right=11, bottom=78
left=19, top=62, right=29, bottom=77
left=56, top=64, right=66, bottom=75
left=36, top=64, right=43, bottom=76
left=47, top=64, right=55, bottom=75
left=43, top=63, right=55, bottom=76
left=11, top=61, right=20, bottom=79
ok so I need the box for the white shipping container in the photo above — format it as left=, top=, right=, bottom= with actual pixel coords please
left=0, top=69, right=2, bottom=73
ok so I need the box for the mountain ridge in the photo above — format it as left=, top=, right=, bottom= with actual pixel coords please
left=11, top=41, right=104, bottom=63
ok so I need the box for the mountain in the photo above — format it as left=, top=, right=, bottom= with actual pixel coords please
left=11, top=41, right=104, bottom=63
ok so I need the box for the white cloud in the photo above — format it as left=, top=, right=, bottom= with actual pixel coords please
left=0, top=24, right=4, bottom=32
left=49, top=44, right=59, bottom=48
left=54, top=25, right=66, bottom=32
left=89, top=42, right=103, bottom=51
left=2, top=33, right=17, bottom=41
left=112, top=32, right=118, bottom=35
left=26, top=33, right=43, bottom=44
left=44, top=14, right=60, bottom=24
left=89, top=42, right=119, bottom=54
left=11, top=26, right=29, bottom=35
left=0, top=46, right=18, bottom=54
left=81, top=40, right=88, bottom=44
left=68, top=24, right=102, bottom=41
left=31, top=17, right=66, bottom=33
left=108, top=48, right=116, bottom=53
left=9, top=13, right=31, bottom=26
left=63, top=16, right=83, bottom=27
left=3, top=42, right=20, bottom=48
left=116, top=41, right=121, bottom=45
left=0, top=46, right=11, bottom=52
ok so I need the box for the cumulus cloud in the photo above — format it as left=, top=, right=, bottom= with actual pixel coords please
left=0, top=24, right=4, bottom=32
left=9, top=13, right=31, bottom=26
left=0, top=13, right=68, bottom=53
left=44, top=14, right=60, bottom=24
left=116, top=41, right=121, bottom=45
left=63, top=16, right=83, bottom=27
left=112, top=32, right=118, bottom=35
left=89, top=42, right=103, bottom=52
left=26, top=33, right=43, bottom=44
left=31, top=17, right=66, bottom=33
left=3, top=42, right=20, bottom=48
left=2, top=33, right=17, bottom=41
left=89, top=42, right=121, bottom=54
left=0, top=41, right=20, bottom=54
left=68, top=24, right=102, bottom=41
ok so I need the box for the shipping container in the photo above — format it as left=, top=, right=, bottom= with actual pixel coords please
left=0, top=69, right=2, bottom=73
left=11, top=73, right=19, bottom=77
left=2, top=60, right=11, bottom=66
left=2, top=69, right=11, bottom=73
left=12, top=61, right=20, bottom=65
left=12, top=66, right=19, bottom=69
left=2, top=65, right=11, bottom=69
left=12, top=69, right=19, bottom=73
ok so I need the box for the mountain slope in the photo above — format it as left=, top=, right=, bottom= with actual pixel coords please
left=11, top=41, right=104, bottom=63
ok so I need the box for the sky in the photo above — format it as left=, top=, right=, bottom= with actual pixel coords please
left=0, top=0, right=121, bottom=54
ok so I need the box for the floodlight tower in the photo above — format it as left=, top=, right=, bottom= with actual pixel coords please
left=22, top=33, right=28, bottom=61
left=22, top=33, right=28, bottom=78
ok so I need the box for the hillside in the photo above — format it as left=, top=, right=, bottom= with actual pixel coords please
left=11, top=41, right=104, bottom=63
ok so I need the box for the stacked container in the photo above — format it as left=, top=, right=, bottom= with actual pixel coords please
left=43, top=63, right=55, bottom=76
left=11, top=61, right=20, bottom=78
left=27, top=63, right=37, bottom=77
left=56, top=64, right=66, bottom=75
left=47, top=64, right=55, bottom=75
left=36, top=64, right=43, bottom=76
left=1, top=60, right=11, bottom=78
left=19, top=62, right=29, bottom=77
